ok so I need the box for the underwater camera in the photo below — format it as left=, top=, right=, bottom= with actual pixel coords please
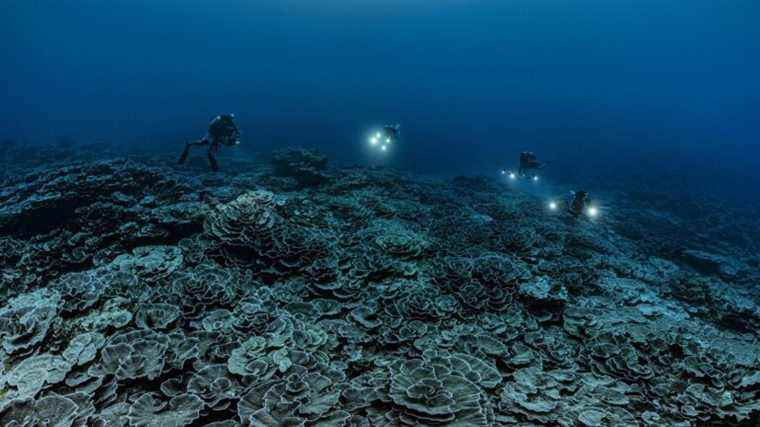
left=368, top=130, right=392, bottom=152
left=549, top=193, right=601, bottom=219
left=501, top=170, right=518, bottom=180
left=501, top=170, right=541, bottom=183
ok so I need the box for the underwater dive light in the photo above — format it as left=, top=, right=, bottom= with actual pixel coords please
left=368, top=129, right=393, bottom=153
left=532, top=175, right=540, bottom=182
left=548, top=201, right=558, bottom=211
left=586, top=206, right=599, bottom=218
left=508, top=172, right=517, bottom=180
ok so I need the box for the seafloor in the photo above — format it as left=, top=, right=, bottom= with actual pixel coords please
left=0, top=145, right=758, bottom=426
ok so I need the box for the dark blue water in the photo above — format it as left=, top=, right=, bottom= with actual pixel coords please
left=4, top=0, right=760, bottom=201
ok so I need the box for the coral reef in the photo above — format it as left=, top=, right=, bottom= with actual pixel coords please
left=270, top=147, right=332, bottom=187
left=0, top=152, right=758, bottom=426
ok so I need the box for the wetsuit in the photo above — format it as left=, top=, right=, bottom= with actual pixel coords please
left=178, top=115, right=240, bottom=171
left=518, top=151, right=543, bottom=177
left=568, top=191, right=589, bottom=217
left=382, top=125, right=400, bottom=143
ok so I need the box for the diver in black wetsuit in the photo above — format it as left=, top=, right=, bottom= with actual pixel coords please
left=518, top=151, right=548, bottom=177
left=567, top=190, right=590, bottom=217
left=178, top=114, right=240, bottom=171
left=382, top=124, right=401, bottom=144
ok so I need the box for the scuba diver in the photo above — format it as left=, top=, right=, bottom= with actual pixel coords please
left=369, top=124, right=400, bottom=152
left=381, top=124, right=401, bottom=144
left=567, top=190, right=591, bottom=217
left=518, top=151, right=548, bottom=177
left=178, top=114, right=240, bottom=171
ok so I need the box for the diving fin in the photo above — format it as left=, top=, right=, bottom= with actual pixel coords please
left=178, top=144, right=190, bottom=165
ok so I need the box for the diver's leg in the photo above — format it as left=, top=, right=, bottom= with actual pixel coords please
left=178, top=145, right=191, bottom=165
left=208, top=154, right=219, bottom=172
left=207, top=145, right=220, bottom=172
left=178, top=140, right=206, bottom=165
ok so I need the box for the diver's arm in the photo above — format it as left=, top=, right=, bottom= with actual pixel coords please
left=187, top=133, right=211, bottom=146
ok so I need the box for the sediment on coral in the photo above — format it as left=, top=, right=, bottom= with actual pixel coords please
left=0, top=150, right=757, bottom=426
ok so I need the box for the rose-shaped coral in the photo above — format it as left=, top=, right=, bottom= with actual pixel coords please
left=389, top=358, right=487, bottom=425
